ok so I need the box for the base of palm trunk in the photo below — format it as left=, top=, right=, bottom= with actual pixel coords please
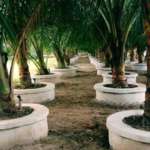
left=102, top=72, right=138, bottom=84
left=14, top=82, right=55, bottom=103
left=107, top=110, right=150, bottom=150
left=53, top=66, right=77, bottom=77
left=0, top=104, right=49, bottom=149
left=126, top=63, right=147, bottom=74
left=94, top=83, right=145, bottom=106
left=32, top=73, right=57, bottom=83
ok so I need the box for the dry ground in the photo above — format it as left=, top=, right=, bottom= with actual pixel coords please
left=10, top=57, right=144, bottom=150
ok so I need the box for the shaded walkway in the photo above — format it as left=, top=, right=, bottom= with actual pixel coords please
left=11, top=56, right=131, bottom=150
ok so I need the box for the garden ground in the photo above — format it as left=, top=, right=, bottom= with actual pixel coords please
left=10, top=56, right=144, bottom=150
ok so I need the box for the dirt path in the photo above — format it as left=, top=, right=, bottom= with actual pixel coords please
left=10, top=57, right=139, bottom=150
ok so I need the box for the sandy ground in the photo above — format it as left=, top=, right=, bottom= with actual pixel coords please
left=10, top=57, right=145, bottom=150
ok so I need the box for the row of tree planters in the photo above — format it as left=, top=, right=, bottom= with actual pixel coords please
left=0, top=0, right=150, bottom=149
left=68, top=0, right=150, bottom=148
left=80, top=0, right=150, bottom=148
left=104, top=0, right=150, bottom=149
left=0, top=0, right=84, bottom=147
left=29, top=28, right=79, bottom=81
left=0, top=1, right=52, bottom=148
left=32, top=54, right=79, bottom=82
left=88, top=54, right=113, bottom=77
left=88, top=54, right=104, bottom=69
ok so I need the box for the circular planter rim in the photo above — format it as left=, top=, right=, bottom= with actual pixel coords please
left=14, top=82, right=55, bottom=94
left=94, top=83, right=145, bottom=94
left=134, top=63, right=146, bottom=66
left=0, top=103, right=49, bottom=130
left=102, top=71, right=138, bottom=78
left=106, top=110, right=150, bottom=143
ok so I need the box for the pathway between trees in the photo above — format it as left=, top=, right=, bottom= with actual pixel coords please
left=11, top=56, right=136, bottom=150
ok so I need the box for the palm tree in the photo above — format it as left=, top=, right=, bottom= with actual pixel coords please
left=47, top=26, right=72, bottom=68
left=0, top=0, right=43, bottom=111
left=142, top=0, right=150, bottom=119
left=78, top=0, right=140, bottom=87
left=6, top=0, right=43, bottom=88
left=95, top=0, right=140, bottom=87
left=0, top=0, right=16, bottom=110
left=29, top=28, right=50, bottom=75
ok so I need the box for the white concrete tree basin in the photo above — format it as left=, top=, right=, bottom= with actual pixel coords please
left=14, top=82, right=55, bottom=103
left=107, top=110, right=150, bottom=150
left=94, top=83, right=145, bottom=106
left=126, top=63, right=147, bottom=74
left=102, top=72, right=138, bottom=84
left=0, top=104, right=49, bottom=149
left=53, top=66, right=77, bottom=77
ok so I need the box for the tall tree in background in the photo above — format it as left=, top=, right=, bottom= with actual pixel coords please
left=7, top=0, right=43, bottom=88
left=29, top=27, right=50, bottom=75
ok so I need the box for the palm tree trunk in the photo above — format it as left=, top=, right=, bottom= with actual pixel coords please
left=64, top=55, right=70, bottom=66
left=137, top=48, right=144, bottom=63
left=105, top=49, right=111, bottom=67
left=36, top=49, right=49, bottom=75
left=0, top=40, right=15, bottom=110
left=54, top=47, right=66, bottom=69
left=112, top=63, right=128, bottom=87
left=17, top=38, right=32, bottom=88
left=0, top=55, right=10, bottom=101
left=138, top=53, right=144, bottom=63
left=63, top=49, right=70, bottom=66
left=130, top=49, right=136, bottom=62
left=143, top=0, right=150, bottom=119
left=111, top=44, right=128, bottom=88
left=99, top=51, right=105, bottom=62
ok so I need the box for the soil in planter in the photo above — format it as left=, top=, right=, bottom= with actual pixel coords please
left=124, top=115, right=150, bottom=131
left=36, top=72, right=54, bottom=76
left=104, top=84, right=138, bottom=89
left=108, top=72, right=130, bottom=75
left=15, top=83, right=46, bottom=89
left=0, top=107, right=33, bottom=120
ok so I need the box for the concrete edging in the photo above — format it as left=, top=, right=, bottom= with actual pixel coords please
left=107, top=110, right=150, bottom=150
